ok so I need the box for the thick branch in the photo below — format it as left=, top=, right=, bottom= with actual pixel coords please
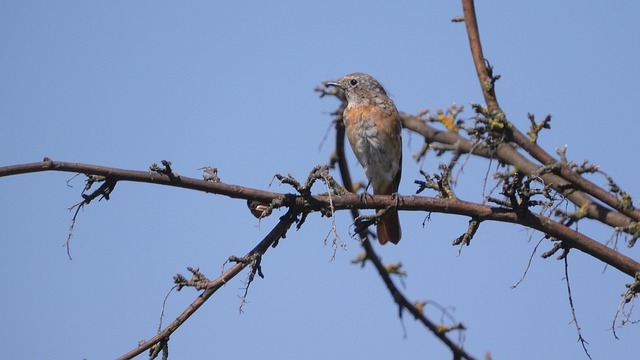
left=0, top=160, right=283, bottom=204
left=336, top=195, right=640, bottom=277
left=2, top=160, right=638, bottom=277
left=460, top=0, right=640, bottom=223
left=461, top=0, right=499, bottom=112
left=401, top=114, right=635, bottom=231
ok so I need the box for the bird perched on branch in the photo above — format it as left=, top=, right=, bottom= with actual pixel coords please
left=327, top=73, right=402, bottom=245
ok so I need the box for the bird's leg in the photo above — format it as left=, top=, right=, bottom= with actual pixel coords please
left=390, top=191, right=400, bottom=209
left=359, top=178, right=374, bottom=205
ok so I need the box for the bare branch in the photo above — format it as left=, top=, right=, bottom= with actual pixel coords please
left=117, top=208, right=300, bottom=360
left=563, top=254, right=593, bottom=359
left=3, top=159, right=639, bottom=278
left=327, top=86, right=475, bottom=359
left=460, top=0, right=640, bottom=225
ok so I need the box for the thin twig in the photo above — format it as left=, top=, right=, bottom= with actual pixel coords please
left=563, top=254, right=593, bottom=359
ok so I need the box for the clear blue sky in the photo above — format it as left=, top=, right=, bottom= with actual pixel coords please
left=1, top=1, right=639, bottom=359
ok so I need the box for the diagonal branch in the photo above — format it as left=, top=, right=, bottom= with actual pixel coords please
left=117, top=208, right=300, bottom=360
left=361, top=236, right=476, bottom=360
left=401, top=114, right=635, bottom=233
left=461, top=0, right=500, bottom=112
left=460, top=0, right=640, bottom=223
left=330, top=107, right=476, bottom=359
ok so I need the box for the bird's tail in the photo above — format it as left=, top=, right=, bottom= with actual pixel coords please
left=377, top=207, right=401, bottom=245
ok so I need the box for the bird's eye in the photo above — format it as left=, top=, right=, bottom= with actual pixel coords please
left=350, top=78, right=358, bottom=86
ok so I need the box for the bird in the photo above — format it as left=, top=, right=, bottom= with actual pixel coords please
left=247, top=199, right=271, bottom=219
left=327, top=73, right=403, bottom=245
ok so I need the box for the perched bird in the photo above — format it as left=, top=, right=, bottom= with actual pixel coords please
left=327, top=73, right=402, bottom=245
left=247, top=199, right=271, bottom=219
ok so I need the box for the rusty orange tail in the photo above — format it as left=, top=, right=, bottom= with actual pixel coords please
left=377, top=207, right=401, bottom=245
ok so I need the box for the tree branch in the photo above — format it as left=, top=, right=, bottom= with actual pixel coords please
left=326, top=103, right=475, bottom=358
left=460, top=0, right=640, bottom=224
left=1, top=159, right=638, bottom=278
left=117, top=208, right=301, bottom=360
left=361, top=236, right=476, bottom=360
left=401, top=113, right=635, bottom=233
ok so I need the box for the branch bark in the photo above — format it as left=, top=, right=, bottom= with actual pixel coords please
left=1, top=160, right=638, bottom=278
left=460, top=0, right=640, bottom=225
left=117, top=208, right=300, bottom=360
left=401, top=114, right=635, bottom=232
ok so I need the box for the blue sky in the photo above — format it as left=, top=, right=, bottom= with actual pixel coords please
left=1, top=1, right=639, bottom=359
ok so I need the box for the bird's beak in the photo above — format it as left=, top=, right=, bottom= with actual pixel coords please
left=325, top=81, right=342, bottom=88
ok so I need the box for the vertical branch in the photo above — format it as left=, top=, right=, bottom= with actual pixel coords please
left=563, top=255, right=593, bottom=359
left=460, top=0, right=640, bottom=224
left=331, top=95, right=475, bottom=360
left=333, top=104, right=365, bottom=225
left=461, top=0, right=500, bottom=112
